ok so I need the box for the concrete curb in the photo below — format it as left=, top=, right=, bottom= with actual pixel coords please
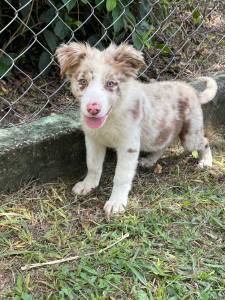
left=0, top=112, right=85, bottom=192
left=0, top=74, right=224, bottom=192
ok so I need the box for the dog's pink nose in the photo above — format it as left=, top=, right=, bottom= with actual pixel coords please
left=87, top=102, right=101, bottom=115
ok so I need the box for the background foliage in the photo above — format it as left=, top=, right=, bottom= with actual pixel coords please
left=0, top=0, right=202, bottom=77
left=1, top=0, right=224, bottom=127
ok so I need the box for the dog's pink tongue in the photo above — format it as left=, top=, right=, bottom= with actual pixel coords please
left=84, top=115, right=107, bottom=129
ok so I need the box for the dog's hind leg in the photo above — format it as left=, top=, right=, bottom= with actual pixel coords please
left=180, top=119, right=212, bottom=168
left=139, top=150, right=164, bottom=168
left=198, top=137, right=212, bottom=168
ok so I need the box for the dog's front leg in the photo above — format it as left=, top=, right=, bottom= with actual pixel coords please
left=104, top=139, right=140, bottom=216
left=72, top=134, right=106, bottom=195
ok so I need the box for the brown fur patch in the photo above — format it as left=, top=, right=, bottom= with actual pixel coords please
left=130, top=100, right=141, bottom=120
left=178, top=98, right=190, bottom=143
left=127, top=148, right=137, bottom=153
left=155, top=127, right=173, bottom=146
left=56, top=43, right=89, bottom=76
left=178, top=98, right=189, bottom=119
left=173, top=119, right=183, bottom=135
left=179, top=120, right=190, bottom=143
left=106, top=43, right=145, bottom=77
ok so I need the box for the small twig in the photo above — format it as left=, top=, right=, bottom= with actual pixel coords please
left=98, top=232, right=129, bottom=253
left=21, top=233, right=129, bottom=271
left=21, top=255, right=80, bottom=271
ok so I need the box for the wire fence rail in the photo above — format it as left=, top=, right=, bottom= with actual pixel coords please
left=0, top=0, right=225, bottom=128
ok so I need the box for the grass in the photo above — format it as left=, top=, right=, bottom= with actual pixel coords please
left=0, top=131, right=224, bottom=300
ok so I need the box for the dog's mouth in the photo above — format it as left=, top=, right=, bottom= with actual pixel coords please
left=84, top=107, right=112, bottom=129
left=84, top=115, right=108, bottom=129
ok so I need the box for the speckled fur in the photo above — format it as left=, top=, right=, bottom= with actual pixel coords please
left=56, top=42, right=217, bottom=216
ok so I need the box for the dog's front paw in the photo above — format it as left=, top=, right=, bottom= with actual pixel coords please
left=72, top=180, right=96, bottom=195
left=104, top=199, right=127, bottom=217
left=198, top=159, right=212, bottom=168
left=139, top=157, right=155, bottom=168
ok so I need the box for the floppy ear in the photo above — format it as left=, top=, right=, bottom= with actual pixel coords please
left=106, top=43, right=146, bottom=77
left=55, top=42, right=89, bottom=76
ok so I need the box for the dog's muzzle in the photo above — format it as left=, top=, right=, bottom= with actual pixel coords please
left=84, top=106, right=112, bottom=129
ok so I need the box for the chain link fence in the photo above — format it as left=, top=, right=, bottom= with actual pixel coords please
left=0, top=0, right=225, bottom=128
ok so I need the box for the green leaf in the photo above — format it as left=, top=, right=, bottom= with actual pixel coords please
left=125, top=8, right=136, bottom=25
left=132, top=32, right=143, bottom=50
left=155, top=42, right=171, bottom=54
left=106, top=0, right=117, bottom=12
left=98, top=278, right=108, bottom=289
left=192, top=9, right=201, bottom=25
left=192, top=150, right=199, bottom=158
left=112, top=6, right=124, bottom=33
left=59, top=287, right=74, bottom=300
left=16, top=274, right=23, bottom=293
left=105, top=274, right=122, bottom=284
left=139, top=0, right=151, bottom=18
left=40, top=8, right=56, bottom=23
left=62, top=0, right=77, bottom=12
left=21, top=293, right=32, bottom=300
left=65, top=16, right=82, bottom=28
left=0, top=55, right=13, bottom=77
left=81, top=265, right=99, bottom=276
left=54, top=20, right=70, bottom=39
left=182, top=200, right=191, bottom=207
left=79, top=272, right=96, bottom=287
left=128, top=265, right=147, bottom=286
left=43, top=30, right=57, bottom=52
left=38, top=51, right=51, bottom=73
left=137, top=290, right=149, bottom=300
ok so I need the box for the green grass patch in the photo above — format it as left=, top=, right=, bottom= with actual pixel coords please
left=0, top=133, right=224, bottom=299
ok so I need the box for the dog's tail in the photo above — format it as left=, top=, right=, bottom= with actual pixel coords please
left=198, top=77, right=218, bottom=104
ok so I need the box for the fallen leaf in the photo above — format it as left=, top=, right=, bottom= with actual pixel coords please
left=154, top=163, right=162, bottom=174
left=192, top=150, right=199, bottom=158
left=0, top=81, right=9, bottom=95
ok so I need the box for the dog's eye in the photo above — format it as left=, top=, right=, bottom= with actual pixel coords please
left=106, top=80, right=117, bottom=88
left=78, top=79, right=88, bottom=86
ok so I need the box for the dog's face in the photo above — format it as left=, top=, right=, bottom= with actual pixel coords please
left=56, top=43, right=145, bottom=129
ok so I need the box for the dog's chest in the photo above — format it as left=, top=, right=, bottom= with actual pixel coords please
left=85, top=122, right=129, bottom=148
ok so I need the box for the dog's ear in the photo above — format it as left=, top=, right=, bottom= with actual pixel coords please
left=56, top=42, right=89, bottom=76
left=106, top=43, right=146, bottom=77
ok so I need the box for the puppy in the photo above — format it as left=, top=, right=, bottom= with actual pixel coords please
left=56, top=42, right=217, bottom=216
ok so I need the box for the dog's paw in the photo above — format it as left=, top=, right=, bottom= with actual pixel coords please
left=139, top=158, right=155, bottom=168
left=198, top=159, right=212, bottom=168
left=104, top=199, right=127, bottom=217
left=72, top=180, right=96, bottom=195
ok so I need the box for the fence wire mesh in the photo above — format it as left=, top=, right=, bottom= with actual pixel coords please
left=0, top=0, right=225, bottom=128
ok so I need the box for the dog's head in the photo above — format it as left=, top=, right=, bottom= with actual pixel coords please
left=56, top=42, right=145, bottom=129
